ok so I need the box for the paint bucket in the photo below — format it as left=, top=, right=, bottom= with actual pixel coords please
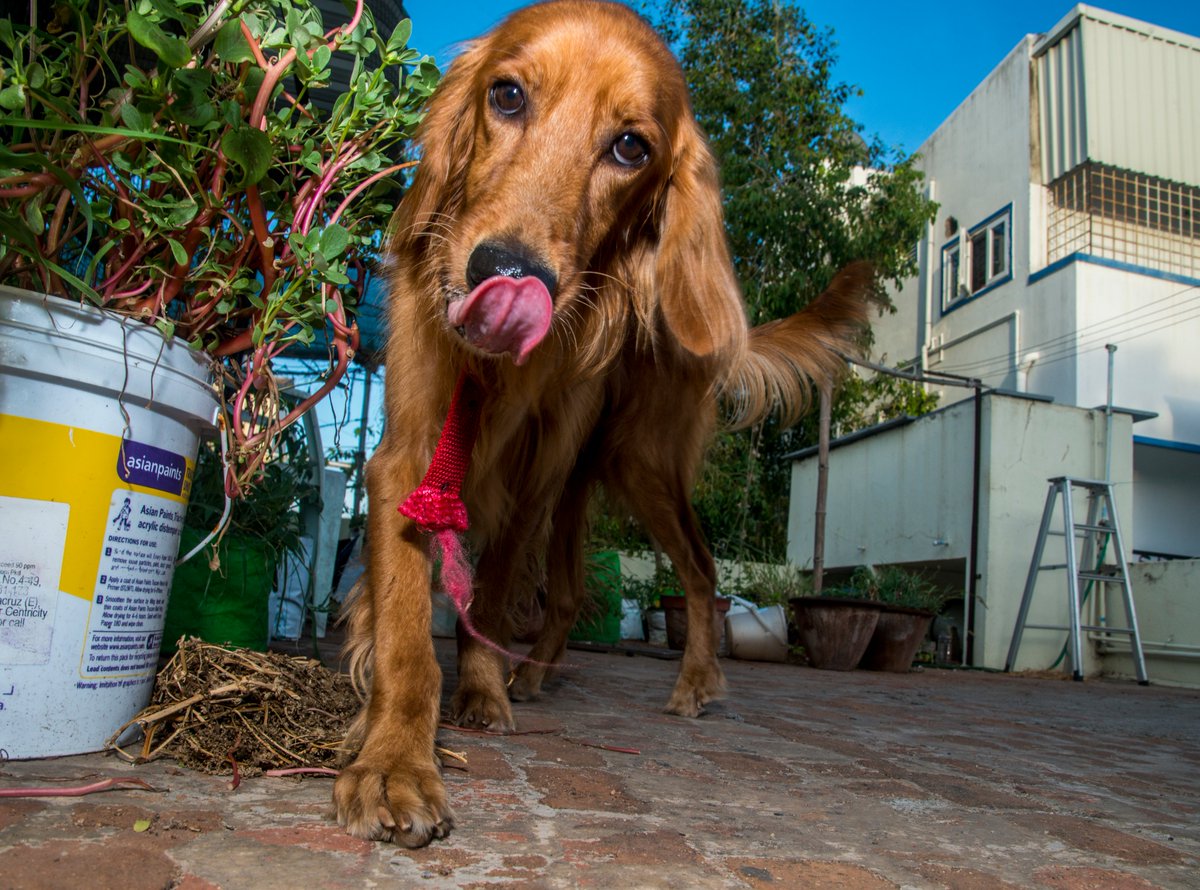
left=0, top=287, right=218, bottom=758
left=724, top=595, right=789, bottom=662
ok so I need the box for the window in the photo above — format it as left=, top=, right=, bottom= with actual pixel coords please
left=942, top=207, right=1012, bottom=310
left=941, top=241, right=961, bottom=306
left=1047, top=162, right=1199, bottom=278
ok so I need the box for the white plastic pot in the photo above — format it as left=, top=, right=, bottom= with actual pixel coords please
left=0, top=287, right=218, bottom=757
left=724, top=595, right=789, bottom=662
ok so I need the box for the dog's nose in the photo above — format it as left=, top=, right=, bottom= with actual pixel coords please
left=466, top=242, right=558, bottom=298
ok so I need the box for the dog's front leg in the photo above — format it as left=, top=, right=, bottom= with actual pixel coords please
left=334, top=446, right=453, bottom=847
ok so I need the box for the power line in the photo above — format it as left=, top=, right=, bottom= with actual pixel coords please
left=934, top=282, right=1200, bottom=378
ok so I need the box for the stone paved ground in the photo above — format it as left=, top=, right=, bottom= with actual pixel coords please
left=2, top=638, right=1198, bottom=889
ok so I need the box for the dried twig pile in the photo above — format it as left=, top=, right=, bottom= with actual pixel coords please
left=107, top=638, right=359, bottom=776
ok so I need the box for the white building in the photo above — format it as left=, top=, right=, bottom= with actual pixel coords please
left=872, top=4, right=1200, bottom=559
left=787, top=5, right=1200, bottom=682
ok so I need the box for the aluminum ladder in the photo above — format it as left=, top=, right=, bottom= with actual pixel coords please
left=1004, top=476, right=1148, bottom=684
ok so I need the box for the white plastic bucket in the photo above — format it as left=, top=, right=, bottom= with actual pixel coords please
left=724, top=595, right=789, bottom=662
left=0, top=287, right=218, bottom=758
left=619, top=598, right=645, bottom=640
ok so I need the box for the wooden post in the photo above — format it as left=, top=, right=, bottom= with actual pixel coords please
left=812, top=380, right=832, bottom=595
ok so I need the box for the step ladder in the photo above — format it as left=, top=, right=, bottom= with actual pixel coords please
left=1004, top=476, right=1148, bottom=684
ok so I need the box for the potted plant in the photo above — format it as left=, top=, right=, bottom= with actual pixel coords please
left=568, top=550, right=623, bottom=646
left=721, top=562, right=804, bottom=663
left=789, top=574, right=882, bottom=671
left=0, top=0, right=436, bottom=757
left=853, top=565, right=949, bottom=672
left=0, top=0, right=436, bottom=492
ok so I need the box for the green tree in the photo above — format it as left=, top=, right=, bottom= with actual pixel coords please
left=652, top=0, right=933, bottom=317
left=592, top=0, right=938, bottom=561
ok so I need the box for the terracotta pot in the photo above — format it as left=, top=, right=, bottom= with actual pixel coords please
left=660, top=595, right=732, bottom=652
left=860, top=605, right=935, bottom=672
left=789, top=597, right=881, bottom=670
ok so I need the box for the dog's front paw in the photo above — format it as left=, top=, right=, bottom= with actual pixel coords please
left=334, top=757, right=454, bottom=848
left=665, top=655, right=726, bottom=717
left=450, top=684, right=516, bottom=731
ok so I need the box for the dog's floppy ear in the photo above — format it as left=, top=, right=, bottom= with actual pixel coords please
left=393, top=39, right=489, bottom=256
left=652, top=123, right=748, bottom=359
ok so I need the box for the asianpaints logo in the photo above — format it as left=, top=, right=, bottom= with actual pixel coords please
left=116, top=440, right=186, bottom=496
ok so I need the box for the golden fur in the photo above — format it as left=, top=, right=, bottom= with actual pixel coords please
left=334, top=0, right=873, bottom=847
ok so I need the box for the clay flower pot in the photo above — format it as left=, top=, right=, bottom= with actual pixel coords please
left=859, top=605, right=936, bottom=672
left=660, top=595, right=732, bottom=652
left=789, top=597, right=881, bottom=670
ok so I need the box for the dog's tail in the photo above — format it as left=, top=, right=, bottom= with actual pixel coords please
left=721, top=261, right=876, bottom=430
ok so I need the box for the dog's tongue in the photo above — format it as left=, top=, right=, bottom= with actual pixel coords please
left=448, top=275, right=553, bottom=365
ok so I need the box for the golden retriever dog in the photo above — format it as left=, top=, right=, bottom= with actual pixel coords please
left=335, top=0, right=872, bottom=846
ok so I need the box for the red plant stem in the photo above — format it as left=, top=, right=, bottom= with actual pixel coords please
left=45, top=190, right=73, bottom=259
left=103, top=238, right=155, bottom=302
left=329, top=161, right=415, bottom=226
left=109, top=280, right=154, bottom=301
left=239, top=20, right=270, bottom=70
left=263, top=767, right=339, bottom=778
left=295, top=146, right=363, bottom=235
left=0, top=777, right=159, bottom=798
left=573, top=740, right=642, bottom=755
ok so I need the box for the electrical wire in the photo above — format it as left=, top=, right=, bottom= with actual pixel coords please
left=933, top=283, right=1200, bottom=379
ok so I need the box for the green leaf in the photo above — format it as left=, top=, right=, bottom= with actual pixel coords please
left=386, top=19, right=413, bottom=57
left=318, top=224, right=350, bottom=262
left=133, top=819, right=152, bottom=833
left=167, top=237, right=188, bottom=267
left=26, top=63, right=45, bottom=90
left=220, top=126, right=271, bottom=186
left=311, top=44, right=331, bottom=73
left=128, top=10, right=192, bottom=69
left=0, top=84, right=25, bottom=111
left=214, top=19, right=255, bottom=63
left=23, top=201, right=44, bottom=235
left=165, top=199, right=199, bottom=228
left=120, top=103, right=148, bottom=132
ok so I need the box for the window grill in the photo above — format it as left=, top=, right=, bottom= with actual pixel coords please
left=1048, top=163, right=1200, bottom=278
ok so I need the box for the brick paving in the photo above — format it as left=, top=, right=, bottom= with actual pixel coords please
left=2, top=638, right=1198, bottom=889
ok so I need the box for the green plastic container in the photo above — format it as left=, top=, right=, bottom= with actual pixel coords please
left=163, top=527, right=276, bottom=652
left=569, top=550, right=621, bottom=645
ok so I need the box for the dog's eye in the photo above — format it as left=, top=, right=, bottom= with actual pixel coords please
left=612, top=132, right=649, bottom=167
left=490, top=81, right=526, bottom=116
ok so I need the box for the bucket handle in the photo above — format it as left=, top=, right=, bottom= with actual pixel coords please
left=724, top=594, right=788, bottom=646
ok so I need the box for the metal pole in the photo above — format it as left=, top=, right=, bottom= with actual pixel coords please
left=965, top=380, right=982, bottom=666
left=1104, top=344, right=1117, bottom=483
left=812, top=380, right=832, bottom=595
left=351, top=366, right=373, bottom=518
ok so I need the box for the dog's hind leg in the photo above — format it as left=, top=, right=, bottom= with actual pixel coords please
left=447, top=514, right=550, bottom=730
left=508, top=472, right=593, bottom=701
left=601, top=406, right=726, bottom=717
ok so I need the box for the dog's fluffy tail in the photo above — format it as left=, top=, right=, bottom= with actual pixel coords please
left=721, top=261, right=876, bottom=430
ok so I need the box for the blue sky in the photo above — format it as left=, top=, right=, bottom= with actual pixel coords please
left=403, top=0, right=1200, bottom=155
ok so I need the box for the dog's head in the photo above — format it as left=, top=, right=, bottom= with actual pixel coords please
left=394, top=0, right=746, bottom=368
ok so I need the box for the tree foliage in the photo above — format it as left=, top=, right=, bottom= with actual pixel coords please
left=651, top=0, right=935, bottom=322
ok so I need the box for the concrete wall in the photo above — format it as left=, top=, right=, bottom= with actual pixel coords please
left=1103, top=559, right=1200, bottom=688
left=787, top=393, right=1136, bottom=674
